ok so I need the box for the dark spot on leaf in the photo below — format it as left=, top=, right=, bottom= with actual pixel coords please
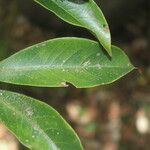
left=103, top=25, right=109, bottom=32
left=103, top=24, right=106, bottom=28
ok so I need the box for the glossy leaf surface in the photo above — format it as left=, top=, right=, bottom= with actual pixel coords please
left=34, top=0, right=111, bottom=55
left=0, top=90, right=83, bottom=150
left=0, top=38, right=134, bottom=88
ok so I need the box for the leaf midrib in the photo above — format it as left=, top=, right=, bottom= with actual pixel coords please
left=0, top=64, right=132, bottom=72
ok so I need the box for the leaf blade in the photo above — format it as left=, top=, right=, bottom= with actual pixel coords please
left=33, top=0, right=111, bottom=55
left=0, top=38, right=134, bottom=88
left=0, top=90, right=83, bottom=150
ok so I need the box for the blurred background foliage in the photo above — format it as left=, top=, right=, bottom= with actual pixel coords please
left=0, top=0, right=150, bottom=150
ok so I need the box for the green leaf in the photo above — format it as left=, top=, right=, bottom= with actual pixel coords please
left=33, top=0, right=111, bottom=56
left=0, top=90, right=83, bottom=150
left=0, top=38, right=134, bottom=88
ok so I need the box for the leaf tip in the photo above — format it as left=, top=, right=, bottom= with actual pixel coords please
left=103, top=44, right=112, bottom=57
left=99, top=35, right=112, bottom=57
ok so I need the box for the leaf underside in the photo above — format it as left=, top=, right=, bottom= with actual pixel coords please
left=0, top=38, right=134, bottom=88
left=34, top=0, right=111, bottom=55
left=0, top=90, right=83, bottom=150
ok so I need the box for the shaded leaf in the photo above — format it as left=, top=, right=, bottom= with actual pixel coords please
left=0, top=38, right=134, bottom=88
left=0, top=90, right=83, bottom=150
left=34, top=0, right=111, bottom=55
